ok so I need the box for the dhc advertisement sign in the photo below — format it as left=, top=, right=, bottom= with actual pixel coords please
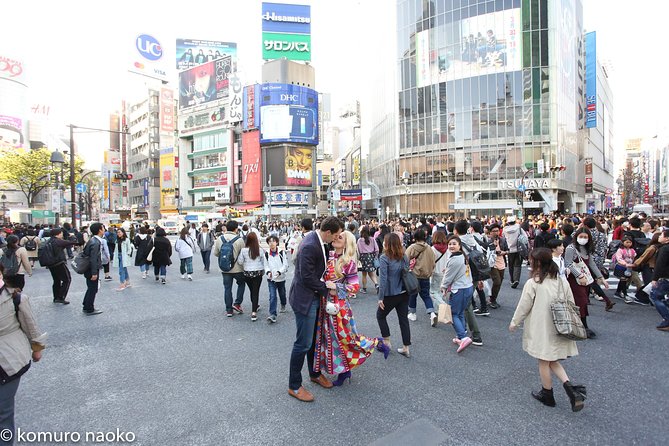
left=259, top=83, right=318, bottom=145
left=585, top=32, right=597, bottom=129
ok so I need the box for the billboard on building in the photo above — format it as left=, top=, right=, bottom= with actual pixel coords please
left=176, top=39, right=237, bottom=71
left=0, top=55, right=25, bottom=83
left=160, top=88, right=175, bottom=133
left=129, top=34, right=168, bottom=82
left=178, top=56, right=232, bottom=110
left=242, top=131, right=262, bottom=202
left=585, top=32, right=597, bottom=129
left=243, top=84, right=261, bottom=131
left=228, top=73, right=243, bottom=124
left=0, top=115, right=24, bottom=150
left=261, top=3, right=311, bottom=61
left=426, top=7, right=521, bottom=85
left=178, top=106, right=227, bottom=136
left=160, top=146, right=177, bottom=211
left=259, top=83, right=318, bottom=145
left=285, top=146, right=313, bottom=187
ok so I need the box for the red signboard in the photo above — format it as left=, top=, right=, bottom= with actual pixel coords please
left=242, top=131, right=262, bottom=202
left=160, top=88, right=174, bottom=132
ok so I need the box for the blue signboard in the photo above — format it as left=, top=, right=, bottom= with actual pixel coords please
left=262, top=3, right=311, bottom=35
left=585, top=32, right=597, bottom=129
left=259, top=83, right=319, bottom=145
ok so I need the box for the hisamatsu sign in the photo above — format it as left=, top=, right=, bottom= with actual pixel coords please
left=498, top=179, right=551, bottom=190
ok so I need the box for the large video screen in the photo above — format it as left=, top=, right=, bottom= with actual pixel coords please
left=259, top=83, right=318, bottom=145
left=417, top=7, right=521, bottom=87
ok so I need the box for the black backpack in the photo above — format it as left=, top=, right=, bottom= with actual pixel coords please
left=634, top=237, right=650, bottom=258
left=0, top=249, right=20, bottom=276
left=76, top=232, right=85, bottom=246
left=37, top=239, right=58, bottom=267
left=24, top=237, right=37, bottom=252
left=462, top=241, right=491, bottom=281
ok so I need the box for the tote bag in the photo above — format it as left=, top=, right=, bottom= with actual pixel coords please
left=550, top=279, right=587, bottom=341
left=437, top=303, right=452, bottom=324
left=573, top=251, right=594, bottom=286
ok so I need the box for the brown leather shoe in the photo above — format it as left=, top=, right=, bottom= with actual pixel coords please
left=288, top=386, right=314, bottom=402
left=309, top=374, right=333, bottom=389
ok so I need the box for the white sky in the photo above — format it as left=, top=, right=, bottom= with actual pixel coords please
left=1, top=0, right=666, bottom=168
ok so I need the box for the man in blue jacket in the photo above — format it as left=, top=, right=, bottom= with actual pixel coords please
left=287, top=216, right=344, bottom=402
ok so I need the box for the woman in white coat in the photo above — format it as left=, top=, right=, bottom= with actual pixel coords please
left=112, top=228, right=134, bottom=291
left=509, top=247, right=587, bottom=412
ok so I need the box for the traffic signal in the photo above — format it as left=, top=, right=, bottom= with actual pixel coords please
left=114, top=173, right=134, bottom=181
left=550, top=165, right=566, bottom=172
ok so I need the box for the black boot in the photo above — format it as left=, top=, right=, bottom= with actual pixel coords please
left=563, top=381, right=586, bottom=412
left=531, top=387, right=556, bottom=407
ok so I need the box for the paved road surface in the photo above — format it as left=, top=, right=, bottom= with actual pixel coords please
left=13, top=247, right=667, bottom=445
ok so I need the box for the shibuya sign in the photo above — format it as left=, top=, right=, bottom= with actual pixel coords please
left=498, top=178, right=551, bottom=190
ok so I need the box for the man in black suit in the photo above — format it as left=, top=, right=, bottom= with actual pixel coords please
left=82, top=223, right=104, bottom=315
left=288, top=216, right=344, bottom=402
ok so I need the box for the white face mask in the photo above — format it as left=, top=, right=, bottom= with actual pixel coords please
left=577, top=238, right=588, bottom=246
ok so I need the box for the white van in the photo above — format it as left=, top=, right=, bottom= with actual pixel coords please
left=158, top=219, right=180, bottom=236
left=632, top=204, right=653, bottom=217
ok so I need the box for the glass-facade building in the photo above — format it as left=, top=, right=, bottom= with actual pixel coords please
left=368, top=0, right=589, bottom=216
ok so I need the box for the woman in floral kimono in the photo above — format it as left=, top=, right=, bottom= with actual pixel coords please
left=314, top=230, right=390, bottom=386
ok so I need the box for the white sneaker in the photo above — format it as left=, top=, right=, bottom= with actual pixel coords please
left=408, top=313, right=417, bottom=321
left=430, top=312, right=438, bottom=327
left=142, top=272, right=147, bottom=279
left=181, top=274, right=186, bottom=279
left=187, top=274, right=193, bottom=281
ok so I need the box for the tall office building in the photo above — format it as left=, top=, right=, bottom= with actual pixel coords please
left=368, top=0, right=605, bottom=216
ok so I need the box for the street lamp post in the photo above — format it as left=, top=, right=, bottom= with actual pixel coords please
left=1, top=194, right=6, bottom=224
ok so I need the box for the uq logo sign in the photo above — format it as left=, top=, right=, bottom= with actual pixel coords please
left=136, top=34, right=163, bottom=61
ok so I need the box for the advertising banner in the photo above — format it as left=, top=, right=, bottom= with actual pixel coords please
left=0, top=115, right=24, bottom=149
left=243, top=84, right=261, bottom=131
left=585, top=32, right=597, bottom=128
left=178, top=106, right=227, bottom=136
left=214, top=186, right=230, bottom=203
left=160, top=146, right=176, bottom=210
left=259, top=83, right=318, bottom=145
left=242, top=131, right=262, bottom=202
left=262, top=32, right=311, bottom=61
left=262, top=3, right=311, bottom=34
left=431, top=8, right=521, bottom=84
left=228, top=74, right=243, bottom=124
left=415, top=30, right=430, bottom=88
left=269, top=191, right=309, bottom=205
left=143, top=179, right=150, bottom=207
left=285, top=146, right=313, bottom=187
left=178, top=56, right=232, bottom=110
left=193, top=171, right=228, bottom=189
left=176, top=39, right=237, bottom=71
left=129, top=34, right=168, bottom=82
left=160, top=88, right=174, bottom=133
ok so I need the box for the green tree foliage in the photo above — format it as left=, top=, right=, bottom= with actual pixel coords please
left=0, top=148, right=86, bottom=207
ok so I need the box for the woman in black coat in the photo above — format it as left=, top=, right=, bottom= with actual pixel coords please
left=151, top=227, right=172, bottom=284
left=133, top=226, right=153, bottom=279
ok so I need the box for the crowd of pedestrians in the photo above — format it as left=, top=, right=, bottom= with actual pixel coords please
left=0, top=209, right=667, bottom=428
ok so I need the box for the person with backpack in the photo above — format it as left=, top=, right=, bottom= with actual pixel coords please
left=19, top=230, right=40, bottom=268
left=405, top=229, right=437, bottom=327
left=175, top=227, right=195, bottom=281
left=357, top=226, right=379, bottom=294
left=61, top=222, right=75, bottom=260
left=40, top=228, right=78, bottom=305
left=197, top=223, right=215, bottom=273
left=151, top=227, right=172, bottom=285
left=454, top=220, right=490, bottom=315
left=104, top=226, right=118, bottom=271
left=0, top=235, right=32, bottom=291
left=488, top=224, right=509, bottom=309
left=0, top=263, right=47, bottom=440
left=213, top=220, right=246, bottom=317
left=264, top=235, right=288, bottom=323
left=623, top=217, right=647, bottom=292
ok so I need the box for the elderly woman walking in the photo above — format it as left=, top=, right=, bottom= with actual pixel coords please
left=510, top=248, right=587, bottom=412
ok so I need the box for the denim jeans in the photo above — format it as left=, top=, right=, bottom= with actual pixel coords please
left=140, top=263, right=150, bottom=273
left=268, top=280, right=287, bottom=316
left=0, top=377, right=20, bottom=445
left=408, top=278, right=435, bottom=314
left=288, top=299, right=320, bottom=391
left=153, top=264, right=167, bottom=277
left=201, top=250, right=212, bottom=271
left=223, top=272, right=246, bottom=312
left=180, top=257, right=193, bottom=275
left=118, top=255, right=129, bottom=283
left=449, top=286, right=474, bottom=339
left=650, top=279, right=669, bottom=322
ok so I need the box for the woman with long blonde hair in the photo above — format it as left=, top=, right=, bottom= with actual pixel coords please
left=314, top=230, right=389, bottom=387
